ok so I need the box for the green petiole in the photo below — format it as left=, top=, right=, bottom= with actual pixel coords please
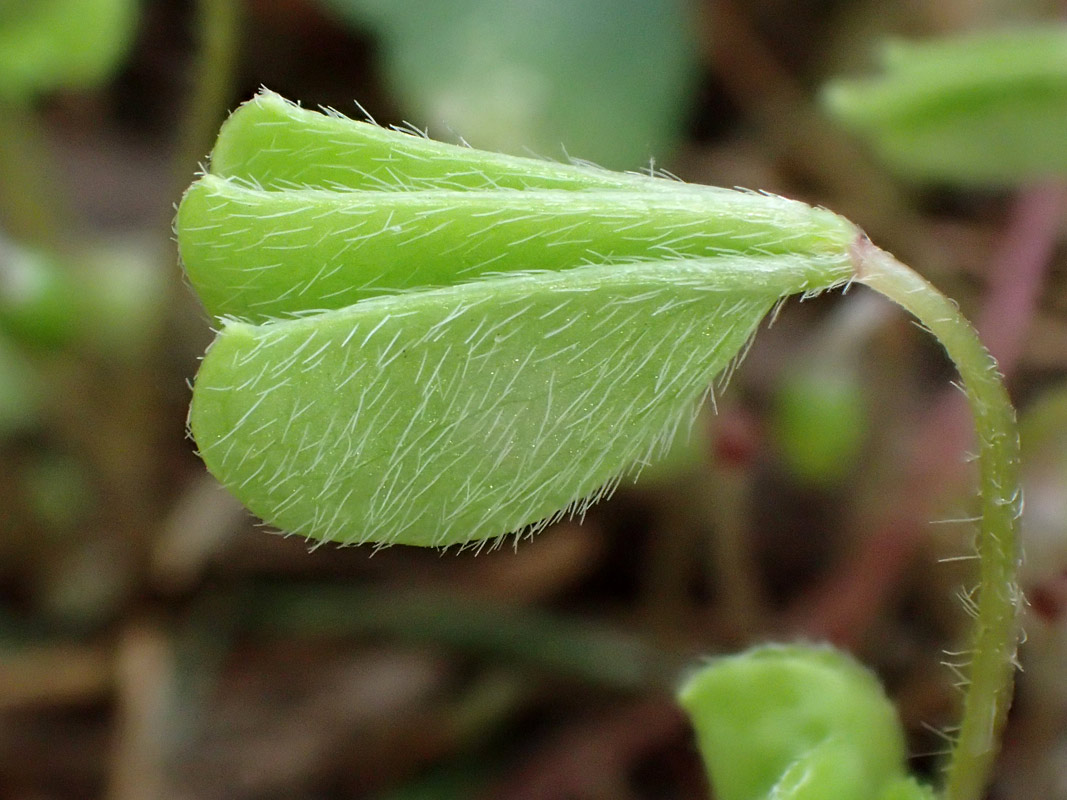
left=853, top=242, right=1021, bottom=800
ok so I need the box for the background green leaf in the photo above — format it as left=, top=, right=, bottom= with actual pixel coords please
left=314, top=0, right=700, bottom=169
left=822, top=26, right=1067, bottom=185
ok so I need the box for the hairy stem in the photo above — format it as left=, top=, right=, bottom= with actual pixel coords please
left=854, top=238, right=1021, bottom=800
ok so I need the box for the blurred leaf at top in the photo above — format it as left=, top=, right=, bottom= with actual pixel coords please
left=316, top=0, right=699, bottom=169
left=822, top=26, right=1067, bottom=185
left=0, top=0, right=139, bottom=102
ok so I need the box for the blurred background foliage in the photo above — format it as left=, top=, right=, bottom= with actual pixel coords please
left=0, top=1, right=1065, bottom=798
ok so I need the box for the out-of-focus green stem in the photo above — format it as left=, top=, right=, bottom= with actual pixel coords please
left=855, top=239, right=1021, bottom=800
left=0, top=101, right=68, bottom=246
left=172, top=0, right=241, bottom=191
left=244, top=583, right=683, bottom=692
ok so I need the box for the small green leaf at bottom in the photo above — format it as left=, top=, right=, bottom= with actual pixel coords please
left=677, top=644, right=934, bottom=800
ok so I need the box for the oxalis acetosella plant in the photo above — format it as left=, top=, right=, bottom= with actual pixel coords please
left=177, top=90, right=1021, bottom=800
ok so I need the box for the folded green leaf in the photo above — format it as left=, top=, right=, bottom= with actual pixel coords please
left=823, top=26, right=1067, bottom=185
left=180, top=92, right=856, bottom=546
left=179, top=178, right=853, bottom=324
left=181, top=92, right=855, bottom=323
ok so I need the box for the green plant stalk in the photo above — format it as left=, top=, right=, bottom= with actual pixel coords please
left=0, top=101, right=67, bottom=246
left=172, top=0, right=240, bottom=191
left=854, top=239, right=1021, bottom=800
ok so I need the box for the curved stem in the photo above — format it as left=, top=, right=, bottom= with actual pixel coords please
left=853, top=237, right=1022, bottom=800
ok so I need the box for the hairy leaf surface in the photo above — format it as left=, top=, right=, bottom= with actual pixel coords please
left=190, top=254, right=849, bottom=546
left=179, top=175, right=854, bottom=322
left=207, top=90, right=664, bottom=192
left=180, top=92, right=855, bottom=323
